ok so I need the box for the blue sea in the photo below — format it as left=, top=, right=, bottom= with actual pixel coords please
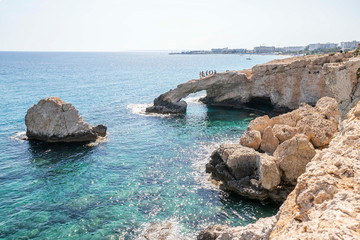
left=0, top=52, right=286, bottom=239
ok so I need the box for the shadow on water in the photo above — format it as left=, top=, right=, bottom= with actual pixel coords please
left=219, top=191, right=280, bottom=221
left=26, top=140, right=98, bottom=177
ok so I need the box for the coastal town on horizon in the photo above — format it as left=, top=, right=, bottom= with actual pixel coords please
left=170, top=40, right=360, bottom=56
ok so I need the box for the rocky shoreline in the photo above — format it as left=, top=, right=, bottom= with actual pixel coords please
left=197, top=53, right=360, bottom=239
left=20, top=52, right=360, bottom=239
left=205, top=96, right=339, bottom=203
left=146, top=52, right=355, bottom=114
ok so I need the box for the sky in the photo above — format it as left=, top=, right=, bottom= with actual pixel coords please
left=0, top=0, right=359, bottom=51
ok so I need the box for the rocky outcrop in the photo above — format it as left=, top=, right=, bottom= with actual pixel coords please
left=239, top=130, right=261, bottom=150
left=206, top=144, right=292, bottom=202
left=136, top=221, right=184, bottom=240
left=323, top=57, right=360, bottom=118
left=206, top=97, right=339, bottom=203
left=25, top=97, right=107, bottom=142
left=273, top=134, right=316, bottom=185
left=147, top=52, right=356, bottom=114
left=199, top=54, right=360, bottom=238
left=268, top=100, right=360, bottom=239
left=200, top=98, right=360, bottom=240
left=198, top=215, right=278, bottom=240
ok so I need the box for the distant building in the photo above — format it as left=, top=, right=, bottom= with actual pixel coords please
left=254, top=46, right=276, bottom=53
left=211, top=48, right=228, bottom=54
left=224, top=48, right=246, bottom=54
left=278, top=46, right=305, bottom=52
left=340, top=41, right=359, bottom=50
left=308, top=43, right=338, bottom=51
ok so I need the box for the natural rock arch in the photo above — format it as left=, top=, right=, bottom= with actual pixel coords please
left=145, top=53, right=355, bottom=114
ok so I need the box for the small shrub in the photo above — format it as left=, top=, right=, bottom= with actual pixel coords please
left=355, top=48, right=360, bottom=57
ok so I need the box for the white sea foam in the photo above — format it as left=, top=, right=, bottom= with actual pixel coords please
left=86, top=135, right=108, bottom=147
left=127, top=103, right=152, bottom=115
left=191, top=139, right=237, bottom=191
left=184, top=93, right=206, bottom=105
left=127, top=92, right=206, bottom=117
left=9, top=131, right=28, bottom=141
left=126, top=103, right=178, bottom=118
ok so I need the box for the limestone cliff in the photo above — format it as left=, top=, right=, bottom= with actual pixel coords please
left=147, top=52, right=355, bottom=114
left=205, top=97, right=339, bottom=203
left=198, top=55, right=360, bottom=239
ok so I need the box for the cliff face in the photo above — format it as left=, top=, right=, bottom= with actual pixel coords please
left=269, top=101, right=360, bottom=239
left=324, top=57, right=360, bottom=118
left=198, top=55, right=360, bottom=239
left=147, top=53, right=355, bottom=114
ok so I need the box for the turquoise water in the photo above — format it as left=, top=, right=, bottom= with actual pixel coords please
left=0, top=52, right=285, bottom=239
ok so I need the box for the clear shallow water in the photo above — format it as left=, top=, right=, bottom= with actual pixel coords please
left=0, top=52, right=286, bottom=239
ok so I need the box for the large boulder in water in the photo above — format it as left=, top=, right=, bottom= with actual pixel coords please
left=25, top=97, right=107, bottom=142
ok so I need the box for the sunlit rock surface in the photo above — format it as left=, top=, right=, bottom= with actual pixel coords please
left=25, top=97, right=107, bottom=142
left=148, top=52, right=356, bottom=114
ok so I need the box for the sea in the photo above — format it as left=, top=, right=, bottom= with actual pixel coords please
left=0, top=52, right=287, bottom=239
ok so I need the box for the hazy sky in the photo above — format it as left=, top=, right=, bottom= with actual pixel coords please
left=0, top=0, right=359, bottom=51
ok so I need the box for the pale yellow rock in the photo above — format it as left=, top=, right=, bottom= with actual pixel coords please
left=296, top=114, right=337, bottom=147
left=246, top=115, right=271, bottom=135
left=239, top=130, right=261, bottom=149
left=274, top=134, right=316, bottom=185
left=315, top=96, right=340, bottom=124
left=324, top=57, right=360, bottom=118
left=270, top=101, right=360, bottom=240
left=217, top=144, right=259, bottom=180
left=260, top=126, right=279, bottom=154
left=271, top=112, right=298, bottom=127
left=257, top=154, right=281, bottom=191
left=272, top=124, right=299, bottom=143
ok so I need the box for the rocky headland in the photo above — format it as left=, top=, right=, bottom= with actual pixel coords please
left=197, top=53, right=360, bottom=239
left=25, top=97, right=107, bottom=142
left=146, top=52, right=355, bottom=114
left=206, top=97, right=339, bottom=203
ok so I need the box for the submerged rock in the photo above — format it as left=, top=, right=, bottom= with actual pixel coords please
left=25, top=97, right=106, bottom=142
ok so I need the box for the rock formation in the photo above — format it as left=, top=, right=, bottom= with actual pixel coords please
left=206, top=97, right=339, bottom=202
left=147, top=52, right=355, bottom=114
left=199, top=54, right=360, bottom=239
left=198, top=215, right=278, bottom=240
left=25, top=97, right=107, bottom=142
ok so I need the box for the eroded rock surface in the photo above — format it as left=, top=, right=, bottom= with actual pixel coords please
left=201, top=84, right=360, bottom=239
left=207, top=97, right=339, bottom=203
left=148, top=52, right=356, bottom=114
left=239, top=130, right=261, bottom=150
left=269, top=100, right=360, bottom=239
left=274, top=134, right=316, bottom=185
left=197, top=215, right=278, bottom=240
left=25, top=97, right=106, bottom=142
